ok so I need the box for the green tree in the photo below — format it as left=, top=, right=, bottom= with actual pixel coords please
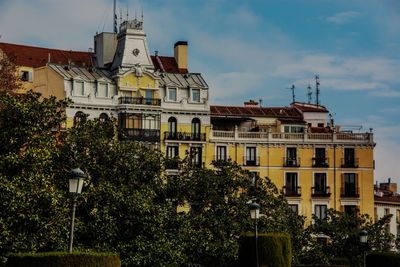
left=0, top=91, right=70, bottom=263
left=302, top=209, right=397, bottom=266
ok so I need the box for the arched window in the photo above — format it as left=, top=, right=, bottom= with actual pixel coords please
left=168, top=117, right=177, bottom=138
left=191, top=118, right=201, bottom=140
left=99, top=113, right=109, bottom=123
left=74, top=111, right=86, bottom=127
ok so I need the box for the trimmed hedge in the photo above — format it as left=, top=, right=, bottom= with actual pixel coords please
left=366, top=252, right=400, bottom=267
left=239, top=232, right=291, bottom=267
left=5, top=252, right=121, bottom=267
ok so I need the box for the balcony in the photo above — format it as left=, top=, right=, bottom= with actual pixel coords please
left=243, top=156, right=260, bottom=166
left=341, top=158, right=359, bottom=168
left=164, top=132, right=206, bottom=142
left=120, top=128, right=160, bottom=142
left=283, top=157, right=301, bottom=167
left=118, top=97, right=161, bottom=106
left=212, top=156, right=229, bottom=167
left=165, top=158, right=179, bottom=170
left=210, top=130, right=374, bottom=145
left=340, top=187, right=360, bottom=198
left=283, top=186, right=302, bottom=197
left=312, top=157, right=329, bottom=168
left=311, top=186, right=331, bottom=197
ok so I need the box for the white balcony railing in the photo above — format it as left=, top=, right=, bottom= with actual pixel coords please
left=210, top=130, right=373, bottom=144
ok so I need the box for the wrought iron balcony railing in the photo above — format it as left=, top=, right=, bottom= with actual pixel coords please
left=340, top=186, right=360, bottom=197
left=311, top=186, right=331, bottom=197
left=118, top=97, right=161, bottom=106
left=282, top=186, right=302, bottom=197
left=164, top=132, right=206, bottom=142
left=283, top=157, right=301, bottom=167
left=120, top=128, right=160, bottom=142
left=312, top=157, right=329, bottom=168
left=243, top=156, right=260, bottom=166
left=341, top=158, right=359, bottom=168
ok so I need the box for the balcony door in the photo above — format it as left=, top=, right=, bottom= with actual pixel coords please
left=344, top=148, right=355, bottom=166
left=246, top=147, right=257, bottom=166
left=314, top=173, right=327, bottom=194
left=191, top=118, right=201, bottom=140
left=343, top=173, right=357, bottom=196
left=168, top=117, right=177, bottom=139
left=315, top=147, right=326, bottom=166
left=285, top=173, right=298, bottom=195
left=286, top=147, right=297, bottom=166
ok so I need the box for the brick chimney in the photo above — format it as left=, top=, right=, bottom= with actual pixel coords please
left=174, top=41, right=188, bottom=71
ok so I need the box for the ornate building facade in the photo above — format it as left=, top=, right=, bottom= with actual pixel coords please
left=0, top=17, right=375, bottom=222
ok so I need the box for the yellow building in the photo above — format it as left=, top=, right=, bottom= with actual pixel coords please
left=208, top=101, right=375, bottom=222
left=0, top=17, right=375, bottom=223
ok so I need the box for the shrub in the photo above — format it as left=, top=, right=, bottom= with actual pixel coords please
left=366, top=252, right=400, bottom=267
left=5, top=252, right=121, bottom=267
left=239, top=232, right=291, bottom=267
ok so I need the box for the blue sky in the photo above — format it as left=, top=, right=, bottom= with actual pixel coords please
left=0, top=0, right=399, bottom=184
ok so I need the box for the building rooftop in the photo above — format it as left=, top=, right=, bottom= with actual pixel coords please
left=151, top=55, right=188, bottom=74
left=0, top=42, right=93, bottom=68
left=292, top=102, right=329, bottom=113
left=210, top=105, right=303, bottom=119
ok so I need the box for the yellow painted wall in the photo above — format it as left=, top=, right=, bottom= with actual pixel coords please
left=33, top=66, right=66, bottom=100
left=118, top=72, right=160, bottom=98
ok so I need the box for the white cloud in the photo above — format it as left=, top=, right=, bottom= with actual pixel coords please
left=326, top=11, right=360, bottom=25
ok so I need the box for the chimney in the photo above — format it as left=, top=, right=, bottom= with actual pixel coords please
left=174, top=41, right=188, bottom=71
left=244, top=100, right=259, bottom=108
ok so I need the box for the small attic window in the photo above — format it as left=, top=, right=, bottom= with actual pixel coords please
left=20, top=70, right=32, bottom=82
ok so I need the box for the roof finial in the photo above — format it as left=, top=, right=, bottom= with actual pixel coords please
left=141, top=6, right=144, bottom=22
left=126, top=5, right=129, bottom=21
left=113, top=0, right=117, bottom=33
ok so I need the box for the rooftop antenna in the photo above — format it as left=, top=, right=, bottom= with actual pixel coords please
left=126, top=5, right=129, bottom=21
left=315, top=74, right=320, bottom=106
left=287, top=84, right=296, bottom=103
left=307, top=84, right=312, bottom=104
left=259, top=98, right=263, bottom=107
left=141, top=6, right=144, bottom=22
left=113, top=0, right=117, bottom=33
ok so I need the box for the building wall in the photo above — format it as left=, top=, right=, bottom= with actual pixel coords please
left=375, top=203, right=400, bottom=237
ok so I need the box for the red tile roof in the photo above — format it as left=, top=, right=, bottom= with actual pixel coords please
left=151, top=55, right=188, bottom=74
left=0, top=42, right=93, bottom=68
left=375, top=195, right=400, bottom=204
left=211, top=105, right=303, bottom=119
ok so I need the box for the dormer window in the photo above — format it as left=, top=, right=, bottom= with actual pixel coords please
left=192, top=89, right=200, bottom=102
left=74, top=81, right=84, bottom=96
left=97, top=83, right=108, bottom=98
left=168, top=88, right=177, bottom=101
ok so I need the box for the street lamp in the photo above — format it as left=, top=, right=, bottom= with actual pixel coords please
left=68, top=167, right=86, bottom=253
left=359, top=229, right=368, bottom=267
left=249, top=202, right=260, bottom=267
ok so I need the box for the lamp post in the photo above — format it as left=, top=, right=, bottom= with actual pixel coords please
left=359, top=229, right=368, bottom=267
left=249, top=202, right=260, bottom=267
left=68, top=167, right=86, bottom=253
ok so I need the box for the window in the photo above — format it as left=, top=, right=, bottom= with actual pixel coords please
left=344, top=205, right=357, bottom=217
left=99, top=113, right=109, bottom=123
left=168, top=88, right=177, bottom=101
left=166, top=146, right=179, bottom=170
left=289, top=204, right=298, bottom=214
left=191, top=118, right=201, bottom=140
left=216, top=146, right=227, bottom=161
left=245, top=147, right=257, bottom=166
left=314, top=147, right=327, bottom=167
left=343, top=148, right=356, bottom=167
left=74, top=81, right=84, bottom=96
left=190, top=147, right=202, bottom=167
left=314, top=173, right=327, bottom=194
left=385, top=208, right=390, bottom=216
left=167, top=146, right=179, bottom=158
left=342, top=173, right=357, bottom=197
left=145, top=90, right=153, bottom=104
left=286, top=147, right=298, bottom=166
left=167, top=117, right=177, bottom=138
left=192, top=89, right=200, bottom=102
left=74, top=111, right=86, bottom=127
left=285, top=172, right=299, bottom=196
left=20, top=70, right=32, bottom=82
left=97, top=83, right=108, bottom=97
left=315, top=205, right=327, bottom=220
left=249, top=171, right=259, bottom=186
left=284, top=125, right=304, bottom=133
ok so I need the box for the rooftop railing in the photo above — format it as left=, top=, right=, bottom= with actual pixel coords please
left=118, top=97, right=161, bottom=106
left=210, top=129, right=373, bottom=144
